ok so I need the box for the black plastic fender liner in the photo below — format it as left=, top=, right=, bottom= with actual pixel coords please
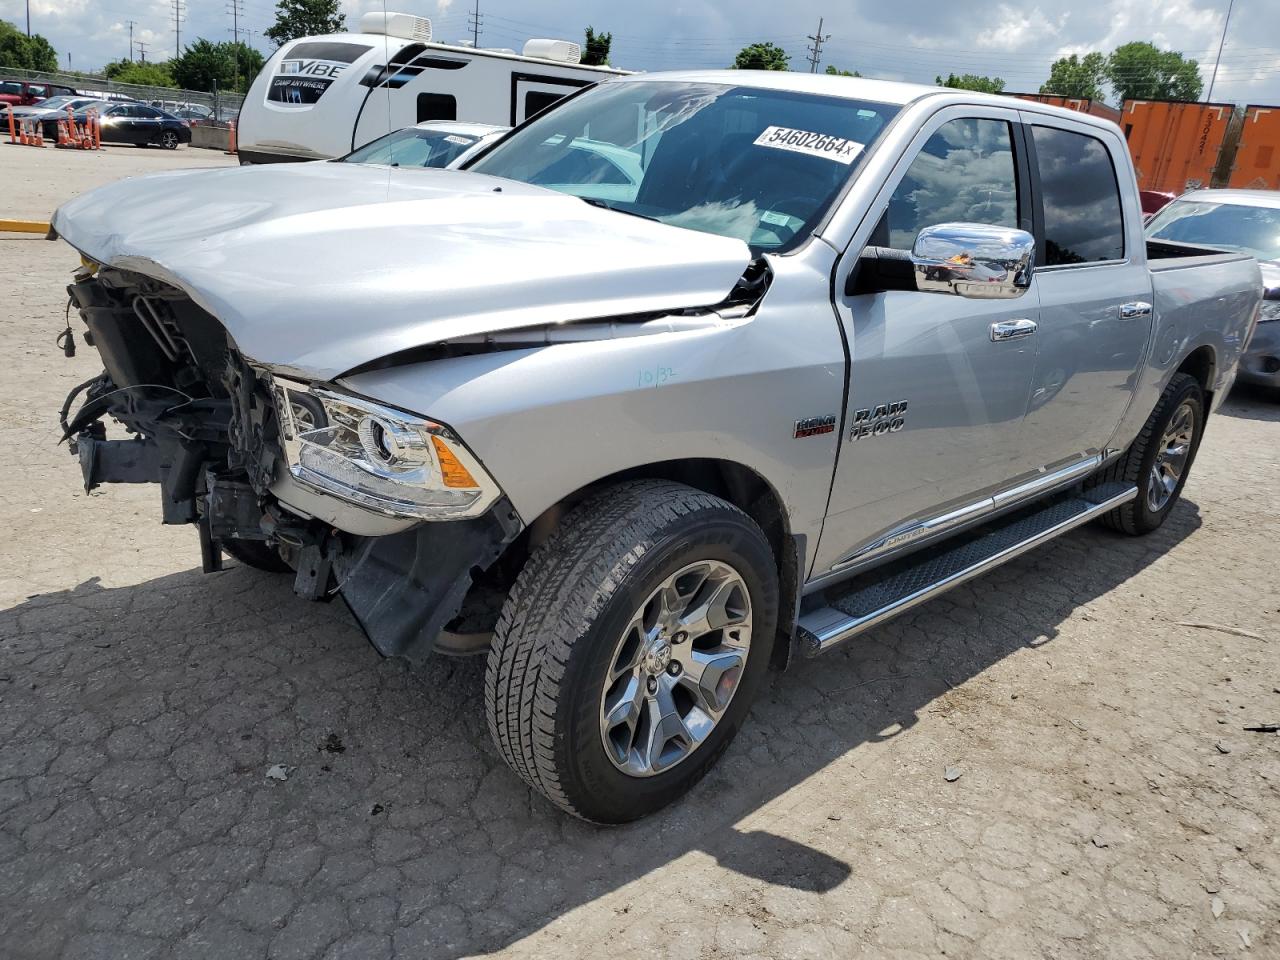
left=335, top=499, right=522, bottom=663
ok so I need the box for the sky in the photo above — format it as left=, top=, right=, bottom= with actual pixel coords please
left=3, top=0, right=1279, bottom=106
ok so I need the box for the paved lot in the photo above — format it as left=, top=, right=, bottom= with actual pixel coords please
left=1, top=149, right=1278, bottom=960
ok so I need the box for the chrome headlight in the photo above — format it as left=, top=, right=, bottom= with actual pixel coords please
left=1258, top=298, right=1280, bottom=323
left=272, top=378, right=500, bottom=520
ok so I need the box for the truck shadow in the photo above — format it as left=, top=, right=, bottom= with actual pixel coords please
left=1221, top=384, right=1280, bottom=421
left=0, top=501, right=1202, bottom=957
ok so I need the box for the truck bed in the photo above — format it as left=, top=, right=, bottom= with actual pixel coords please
left=1146, top=237, right=1253, bottom=271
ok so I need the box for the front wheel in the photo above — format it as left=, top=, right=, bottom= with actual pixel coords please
left=485, top=480, right=779, bottom=823
left=1093, top=372, right=1205, bottom=534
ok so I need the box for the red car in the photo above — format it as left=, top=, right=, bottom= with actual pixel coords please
left=0, top=79, right=78, bottom=109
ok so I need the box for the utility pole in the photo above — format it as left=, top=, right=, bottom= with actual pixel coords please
left=227, top=0, right=245, bottom=46
left=136, top=39, right=149, bottom=63
left=1206, top=0, right=1234, bottom=102
left=25, top=0, right=30, bottom=37
left=127, top=20, right=136, bottom=61
left=227, top=0, right=246, bottom=91
left=468, top=1, right=482, bottom=47
left=172, top=0, right=187, bottom=58
left=805, top=17, right=830, bottom=74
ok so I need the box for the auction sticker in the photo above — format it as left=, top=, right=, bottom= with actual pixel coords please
left=753, top=126, right=864, bottom=164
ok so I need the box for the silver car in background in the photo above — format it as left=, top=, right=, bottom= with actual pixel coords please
left=338, top=120, right=508, bottom=169
left=1145, top=189, right=1280, bottom=394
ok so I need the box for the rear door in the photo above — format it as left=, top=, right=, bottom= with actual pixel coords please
left=816, top=106, right=1042, bottom=575
left=1016, top=113, right=1154, bottom=472
left=132, top=106, right=166, bottom=143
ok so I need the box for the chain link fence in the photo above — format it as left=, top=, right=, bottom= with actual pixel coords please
left=2, top=67, right=245, bottom=123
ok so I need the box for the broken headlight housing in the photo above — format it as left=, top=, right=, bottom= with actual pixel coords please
left=272, top=378, right=500, bottom=520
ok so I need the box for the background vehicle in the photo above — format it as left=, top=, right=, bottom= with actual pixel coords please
left=0, top=78, right=76, bottom=108
left=235, top=10, right=626, bottom=164
left=41, top=103, right=191, bottom=149
left=1146, top=188, right=1280, bottom=394
left=340, top=120, right=507, bottom=168
left=48, top=73, right=1262, bottom=824
left=1, top=94, right=102, bottom=126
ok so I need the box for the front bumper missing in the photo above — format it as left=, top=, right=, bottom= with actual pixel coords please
left=334, top=499, right=522, bottom=662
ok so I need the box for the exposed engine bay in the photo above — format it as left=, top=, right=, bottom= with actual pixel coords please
left=61, top=264, right=520, bottom=662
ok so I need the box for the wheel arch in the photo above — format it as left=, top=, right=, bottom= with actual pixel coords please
left=1175, top=343, right=1216, bottom=404
left=455, top=458, right=803, bottom=669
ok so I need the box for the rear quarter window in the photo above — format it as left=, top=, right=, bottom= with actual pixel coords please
left=1031, top=125, right=1126, bottom=266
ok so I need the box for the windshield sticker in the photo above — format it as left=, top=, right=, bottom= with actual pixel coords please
left=759, top=210, right=793, bottom=227
left=443, top=135, right=474, bottom=146
left=753, top=126, right=864, bottom=164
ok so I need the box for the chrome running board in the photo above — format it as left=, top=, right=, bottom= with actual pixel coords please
left=797, top=483, right=1137, bottom=657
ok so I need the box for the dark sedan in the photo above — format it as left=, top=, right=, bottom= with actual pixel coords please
left=42, top=103, right=191, bottom=149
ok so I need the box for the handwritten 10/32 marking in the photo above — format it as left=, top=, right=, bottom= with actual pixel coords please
left=637, top=366, right=676, bottom=388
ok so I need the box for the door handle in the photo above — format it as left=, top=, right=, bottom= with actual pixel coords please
left=1119, top=301, right=1153, bottom=319
left=990, top=318, right=1038, bottom=342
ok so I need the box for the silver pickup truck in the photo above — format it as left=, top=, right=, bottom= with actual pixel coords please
left=48, top=71, right=1262, bottom=822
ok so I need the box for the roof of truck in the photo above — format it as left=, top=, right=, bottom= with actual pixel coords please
left=609, top=71, right=1124, bottom=132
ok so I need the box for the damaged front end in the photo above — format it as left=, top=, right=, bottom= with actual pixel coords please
left=61, top=264, right=520, bottom=662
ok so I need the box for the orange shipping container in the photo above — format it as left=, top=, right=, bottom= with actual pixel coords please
left=1228, top=104, right=1280, bottom=190
left=1008, top=93, right=1122, bottom=124
left=1122, top=99, right=1233, bottom=195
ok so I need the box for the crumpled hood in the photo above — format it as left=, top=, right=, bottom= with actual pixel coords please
left=51, top=162, right=753, bottom=380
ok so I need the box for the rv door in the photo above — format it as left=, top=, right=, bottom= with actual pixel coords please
left=510, top=73, right=592, bottom=125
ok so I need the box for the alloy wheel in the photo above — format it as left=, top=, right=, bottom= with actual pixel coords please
left=1146, top=399, right=1195, bottom=512
left=598, top=560, right=752, bottom=777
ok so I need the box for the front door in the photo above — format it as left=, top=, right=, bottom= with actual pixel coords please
left=1016, top=115, right=1154, bottom=470
left=815, top=108, right=1041, bottom=576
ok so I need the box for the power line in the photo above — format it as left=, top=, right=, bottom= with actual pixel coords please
left=1207, top=0, right=1235, bottom=102
left=805, top=17, right=830, bottom=74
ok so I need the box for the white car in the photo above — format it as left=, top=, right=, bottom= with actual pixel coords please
left=339, top=120, right=508, bottom=168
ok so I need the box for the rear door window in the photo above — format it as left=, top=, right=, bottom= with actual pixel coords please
left=1031, top=126, right=1125, bottom=265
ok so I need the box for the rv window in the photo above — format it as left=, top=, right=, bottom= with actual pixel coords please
left=417, top=93, right=457, bottom=123
left=525, top=91, right=564, bottom=118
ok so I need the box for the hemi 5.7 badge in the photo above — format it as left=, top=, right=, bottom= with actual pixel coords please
left=794, top=415, right=837, bottom=438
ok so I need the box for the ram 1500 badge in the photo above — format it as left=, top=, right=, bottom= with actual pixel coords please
left=48, top=71, right=1262, bottom=822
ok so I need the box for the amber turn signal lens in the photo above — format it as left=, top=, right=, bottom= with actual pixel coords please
left=431, top=435, right=478, bottom=488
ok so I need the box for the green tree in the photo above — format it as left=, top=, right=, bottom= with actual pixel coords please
left=732, top=42, right=789, bottom=71
left=936, top=72, right=1005, bottom=93
left=1105, top=41, right=1202, bottom=102
left=582, top=26, right=611, bottom=66
left=171, top=39, right=265, bottom=93
left=0, top=19, right=58, bottom=71
left=264, top=0, right=346, bottom=47
left=825, top=64, right=861, bottom=77
left=1040, top=52, right=1107, bottom=100
left=103, top=58, right=177, bottom=87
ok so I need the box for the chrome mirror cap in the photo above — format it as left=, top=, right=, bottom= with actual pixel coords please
left=911, top=223, right=1035, bottom=299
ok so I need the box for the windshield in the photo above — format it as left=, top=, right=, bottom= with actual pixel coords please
left=1146, top=199, right=1280, bottom=263
left=35, top=95, right=78, bottom=110
left=342, top=127, right=483, bottom=169
left=469, top=80, right=899, bottom=253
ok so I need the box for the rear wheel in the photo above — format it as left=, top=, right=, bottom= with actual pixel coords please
left=1092, top=372, right=1205, bottom=535
left=485, top=480, right=779, bottom=822
left=160, top=130, right=179, bottom=150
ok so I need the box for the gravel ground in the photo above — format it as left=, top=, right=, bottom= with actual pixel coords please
left=2, top=149, right=1278, bottom=960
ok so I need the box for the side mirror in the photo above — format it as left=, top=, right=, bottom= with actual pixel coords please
left=911, top=223, right=1034, bottom=299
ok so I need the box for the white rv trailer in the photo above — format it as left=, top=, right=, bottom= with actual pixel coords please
left=236, top=11, right=628, bottom=164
